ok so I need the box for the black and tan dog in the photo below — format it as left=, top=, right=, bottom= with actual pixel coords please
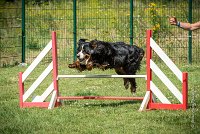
left=68, top=39, right=144, bottom=94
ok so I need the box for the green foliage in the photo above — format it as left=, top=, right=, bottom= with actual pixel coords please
left=0, top=0, right=200, bottom=67
left=26, top=37, right=41, bottom=50
left=0, top=1, right=21, bottom=67
left=145, top=3, right=161, bottom=39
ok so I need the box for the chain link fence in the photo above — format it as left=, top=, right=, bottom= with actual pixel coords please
left=0, top=1, right=22, bottom=67
left=0, top=0, right=199, bottom=67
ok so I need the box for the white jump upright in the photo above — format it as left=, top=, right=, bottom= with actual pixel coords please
left=139, top=30, right=188, bottom=111
left=19, top=31, right=59, bottom=109
left=19, top=30, right=188, bottom=111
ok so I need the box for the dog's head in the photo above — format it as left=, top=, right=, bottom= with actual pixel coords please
left=76, top=39, right=93, bottom=64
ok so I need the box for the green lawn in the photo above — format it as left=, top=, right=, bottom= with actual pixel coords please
left=0, top=63, right=200, bottom=134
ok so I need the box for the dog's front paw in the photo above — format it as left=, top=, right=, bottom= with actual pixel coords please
left=86, top=63, right=93, bottom=71
left=68, top=61, right=80, bottom=68
left=68, top=63, right=76, bottom=68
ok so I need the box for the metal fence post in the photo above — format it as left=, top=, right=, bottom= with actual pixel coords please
left=73, top=0, right=77, bottom=61
left=130, top=0, right=133, bottom=45
left=188, top=0, right=192, bottom=64
left=22, top=0, right=26, bottom=64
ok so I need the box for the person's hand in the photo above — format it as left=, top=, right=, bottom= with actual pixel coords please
left=169, top=17, right=178, bottom=25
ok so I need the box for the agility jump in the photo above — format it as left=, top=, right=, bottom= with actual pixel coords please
left=18, top=30, right=188, bottom=110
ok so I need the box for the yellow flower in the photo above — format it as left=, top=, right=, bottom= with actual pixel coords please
left=156, top=24, right=160, bottom=29
left=150, top=3, right=156, bottom=7
left=152, top=26, right=156, bottom=31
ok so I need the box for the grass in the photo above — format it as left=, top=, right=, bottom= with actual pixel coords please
left=0, top=1, right=199, bottom=133
left=0, top=62, right=200, bottom=134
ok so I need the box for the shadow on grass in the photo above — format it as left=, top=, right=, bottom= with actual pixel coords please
left=62, top=100, right=142, bottom=107
left=85, top=100, right=142, bottom=107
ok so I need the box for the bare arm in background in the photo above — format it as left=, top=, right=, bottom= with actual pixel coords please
left=169, top=17, right=200, bottom=31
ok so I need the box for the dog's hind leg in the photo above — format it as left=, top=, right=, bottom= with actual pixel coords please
left=123, top=78, right=130, bottom=89
left=115, top=68, right=130, bottom=90
left=124, top=67, right=137, bottom=94
left=129, top=78, right=137, bottom=94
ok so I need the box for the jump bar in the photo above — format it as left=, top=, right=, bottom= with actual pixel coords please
left=57, top=75, right=147, bottom=79
left=57, top=96, right=144, bottom=100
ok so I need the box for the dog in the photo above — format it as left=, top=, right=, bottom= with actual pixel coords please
left=68, top=39, right=145, bottom=94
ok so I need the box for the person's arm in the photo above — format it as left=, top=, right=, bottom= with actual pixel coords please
left=169, top=17, right=200, bottom=31
left=189, top=21, right=200, bottom=31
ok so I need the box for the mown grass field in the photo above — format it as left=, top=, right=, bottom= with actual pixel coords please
left=0, top=62, right=200, bottom=134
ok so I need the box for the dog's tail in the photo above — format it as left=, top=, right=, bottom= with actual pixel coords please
left=138, top=48, right=145, bottom=62
left=132, top=47, right=145, bottom=71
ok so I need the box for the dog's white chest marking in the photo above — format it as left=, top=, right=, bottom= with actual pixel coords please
left=77, top=45, right=85, bottom=59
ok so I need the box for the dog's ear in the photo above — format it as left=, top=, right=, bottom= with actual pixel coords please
left=90, top=39, right=98, bottom=49
left=78, top=39, right=88, bottom=43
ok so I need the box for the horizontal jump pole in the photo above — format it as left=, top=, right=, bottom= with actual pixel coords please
left=57, top=75, right=147, bottom=79
left=57, top=96, right=144, bottom=100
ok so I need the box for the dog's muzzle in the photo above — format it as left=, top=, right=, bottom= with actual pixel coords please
left=77, top=54, right=91, bottom=65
